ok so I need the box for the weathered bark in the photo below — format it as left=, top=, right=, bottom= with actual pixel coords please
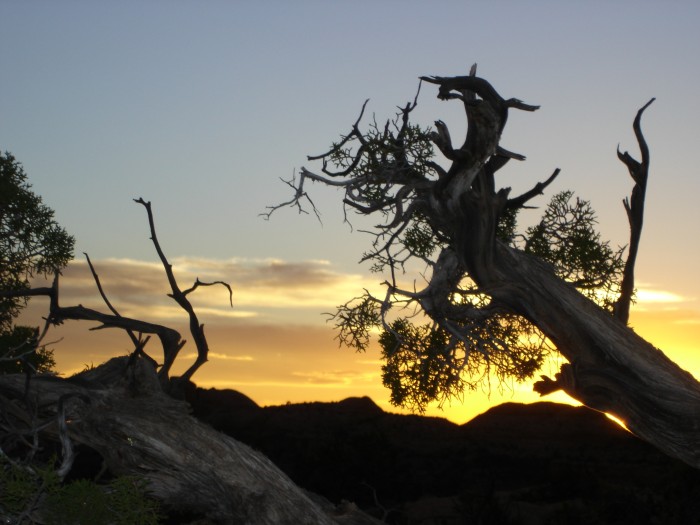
left=420, top=74, right=700, bottom=468
left=273, top=67, right=700, bottom=470
left=0, top=357, right=382, bottom=525
left=613, top=98, right=655, bottom=323
left=489, top=244, right=700, bottom=468
left=1, top=194, right=384, bottom=523
left=424, top=77, right=700, bottom=466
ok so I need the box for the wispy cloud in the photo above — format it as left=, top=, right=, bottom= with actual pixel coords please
left=290, top=369, right=380, bottom=385
left=35, top=256, right=379, bottom=323
left=180, top=351, right=255, bottom=362
left=674, top=319, right=700, bottom=326
left=631, top=283, right=695, bottom=313
left=19, top=266, right=699, bottom=425
left=636, top=288, right=688, bottom=304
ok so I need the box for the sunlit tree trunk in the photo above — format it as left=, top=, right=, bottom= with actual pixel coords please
left=490, top=243, right=700, bottom=468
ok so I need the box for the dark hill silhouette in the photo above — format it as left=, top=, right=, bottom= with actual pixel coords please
left=185, top=385, right=700, bottom=524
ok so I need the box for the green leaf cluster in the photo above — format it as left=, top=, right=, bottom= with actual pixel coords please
left=0, top=152, right=74, bottom=375
left=332, top=190, right=626, bottom=412
left=0, top=325, right=55, bottom=375
left=402, top=214, right=440, bottom=260
left=524, top=190, right=625, bottom=311
left=0, top=152, right=74, bottom=331
left=379, top=314, right=546, bottom=412
left=379, top=319, right=462, bottom=411
left=0, top=457, right=161, bottom=525
left=329, top=119, right=435, bottom=219
left=331, top=294, right=382, bottom=353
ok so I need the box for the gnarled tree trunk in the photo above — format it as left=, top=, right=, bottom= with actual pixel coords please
left=492, top=243, right=700, bottom=468
left=417, top=75, right=700, bottom=468
left=270, top=67, right=700, bottom=470
left=431, top=77, right=700, bottom=468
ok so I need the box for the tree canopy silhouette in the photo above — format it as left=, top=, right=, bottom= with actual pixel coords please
left=269, top=66, right=700, bottom=469
left=0, top=152, right=73, bottom=374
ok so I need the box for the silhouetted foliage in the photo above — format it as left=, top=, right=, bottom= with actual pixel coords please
left=269, top=69, right=700, bottom=472
left=0, top=325, right=55, bottom=374
left=524, top=190, right=626, bottom=311
left=0, top=152, right=74, bottom=330
left=0, top=152, right=72, bottom=374
left=292, top=100, right=624, bottom=412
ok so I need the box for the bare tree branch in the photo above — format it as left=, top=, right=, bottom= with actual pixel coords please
left=135, top=198, right=226, bottom=382
left=506, top=168, right=561, bottom=210
left=260, top=170, right=322, bottom=222
left=613, top=98, right=655, bottom=323
left=4, top=200, right=233, bottom=388
left=307, top=99, right=370, bottom=161
left=182, top=278, right=234, bottom=307
left=83, top=252, right=156, bottom=367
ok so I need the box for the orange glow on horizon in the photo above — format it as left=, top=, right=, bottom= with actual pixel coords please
left=17, top=269, right=700, bottom=426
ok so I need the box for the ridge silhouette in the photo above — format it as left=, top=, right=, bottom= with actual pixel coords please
left=185, top=384, right=700, bottom=524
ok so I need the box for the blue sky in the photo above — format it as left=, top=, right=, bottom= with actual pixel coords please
left=3, top=1, right=700, bottom=421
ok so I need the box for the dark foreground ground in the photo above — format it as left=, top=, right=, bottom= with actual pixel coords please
left=185, top=386, right=700, bottom=525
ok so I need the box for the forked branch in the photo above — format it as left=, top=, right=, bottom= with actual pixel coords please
left=260, top=170, right=322, bottom=222
left=2, top=200, right=234, bottom=389
left=83, top=252, right=155, bottom=367
left=613, top=98, right=655, bottom=323
left=135, top=198, right=233, bottom=382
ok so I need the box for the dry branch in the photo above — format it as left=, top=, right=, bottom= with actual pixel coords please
left=0, top=197, right=382, bottom=523
left=613, top=98, right=656, bottom=323
left=0, top=357, right=382, bottom=524
left=271, top=68, right=700, bottom=469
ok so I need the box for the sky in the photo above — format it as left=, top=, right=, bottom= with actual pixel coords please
left=2, top=1, right=700, bottom=423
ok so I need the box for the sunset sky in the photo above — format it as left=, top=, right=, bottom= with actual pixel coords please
left=3, top=2, right=699, bottom=423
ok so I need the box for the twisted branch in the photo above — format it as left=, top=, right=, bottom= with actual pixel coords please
left=135, top=198, right=233, bottom=382
left=613, top=98, right=655, bottom=323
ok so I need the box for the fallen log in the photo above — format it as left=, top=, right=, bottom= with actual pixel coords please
left=0, top=356, right=381, bottom=525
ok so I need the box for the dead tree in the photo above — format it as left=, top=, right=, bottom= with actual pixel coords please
left=267, top=67, right=700, bottom=469
left=0, top=199, right=381, bottom=524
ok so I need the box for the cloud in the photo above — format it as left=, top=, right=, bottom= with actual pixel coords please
left=290, top=369, right=380, bottom=385
left=674, top=319, right=700, bottom=326
left=177, top=257, right=376, bottom=310
left=628, top=284, right=696, bottom=313
left=180, top=351, right=255, bottom=362
left=29, top=256, right=380, bottom=324
left=17, top=260, right=699, bottom=425
left=635, top=288, right=688, bottom=304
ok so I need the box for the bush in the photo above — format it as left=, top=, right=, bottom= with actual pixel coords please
left=0, top=457, right=161, bottom=524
